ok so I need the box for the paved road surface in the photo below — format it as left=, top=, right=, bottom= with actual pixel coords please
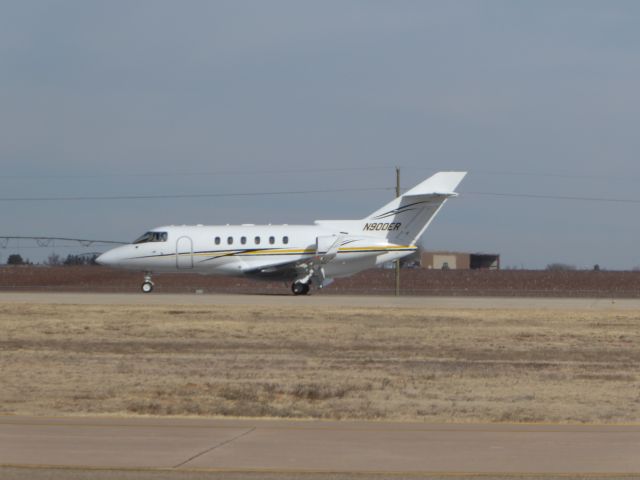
left=1, top=416, right=639, bottom=478
left=0, top=292, right=638, bottom=310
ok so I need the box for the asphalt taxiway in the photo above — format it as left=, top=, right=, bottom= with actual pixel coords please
left=1, top=291, right=639, bottom=310
left=1, top=416, right=640, bottom=478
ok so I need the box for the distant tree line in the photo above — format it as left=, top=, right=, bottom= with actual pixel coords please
left=545, top=263, right=602, bottom=271
left=6, top=254, right=32, bottom=265
left=60, top=254, right=100, bottom=265
left=3, top=253, right=99, bottom=266
left=545, top=263, right=577, bottom=272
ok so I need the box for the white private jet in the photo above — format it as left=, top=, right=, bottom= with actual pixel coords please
left=96, top=171, right=466, bottom=295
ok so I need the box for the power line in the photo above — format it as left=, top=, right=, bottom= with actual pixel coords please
left=402, top=166, right=640, bottom=183
left=0, top=237, right=125, bottom=245
left=0, top=245, right=106, bottom=250
left=0, top=187, right=394, bottom=203
left=466, top=191, right=640, bottom=205
left=0, top=166, right=394, bottom=180
left=4, top=166, right=640, bottom=187
left=0, top=186, right=637, bottom=206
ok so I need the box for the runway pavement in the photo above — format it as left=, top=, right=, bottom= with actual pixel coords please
left=1, top=291, right=639, bottom=309
left=1, top=416, right=640, bottom=478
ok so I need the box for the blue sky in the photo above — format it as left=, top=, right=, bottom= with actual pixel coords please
left=2, top=1, right=640, bottom=268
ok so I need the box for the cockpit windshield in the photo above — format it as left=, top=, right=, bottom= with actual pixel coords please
left=133, top=231, right=168, bottom=244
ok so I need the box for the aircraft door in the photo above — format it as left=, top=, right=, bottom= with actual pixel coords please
left=176, top=236, right=194, bottom=269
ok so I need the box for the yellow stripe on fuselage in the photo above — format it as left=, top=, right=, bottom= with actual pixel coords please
left=338, top=246, right=416, bottom=252
left=187, top=245, right=416, bottom=258
left=244, top=248, right=315, bottom=255
left=230, top=246, right=416, bottom=256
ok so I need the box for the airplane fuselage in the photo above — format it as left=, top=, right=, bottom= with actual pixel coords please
left=99, top=224, right=416, bottom=279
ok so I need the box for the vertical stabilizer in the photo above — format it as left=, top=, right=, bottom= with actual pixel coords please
left=315, top=172, right=466, bottom=245
left=364, top=171, right=466, bottom=245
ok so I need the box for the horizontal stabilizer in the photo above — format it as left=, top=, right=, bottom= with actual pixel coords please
left=402, top=171, right=467, bottom=197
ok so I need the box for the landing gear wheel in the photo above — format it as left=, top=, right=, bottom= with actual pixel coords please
left=292, top=281, right=310, bottom=296
left=141, top=272, right=154, bottom=293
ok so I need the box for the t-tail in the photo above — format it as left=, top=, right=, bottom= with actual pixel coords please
left=315, top=171, right=466, bottom=245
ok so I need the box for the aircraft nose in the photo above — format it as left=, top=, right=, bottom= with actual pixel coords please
left=96, top=249, right=117, bottom=266
left=95, top=252, right=107, bottom=266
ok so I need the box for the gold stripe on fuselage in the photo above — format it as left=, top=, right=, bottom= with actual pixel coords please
left=184, top=245, right=416, bottom=259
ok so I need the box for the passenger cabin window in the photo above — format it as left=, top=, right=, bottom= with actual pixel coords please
left=283, top=236, right=289, bottom=245
left=133, top=231, right=168, bottom=244
left=214, top=237, right=221, bottom=245
left=269, top=236, right=275, bottom=245
left=255, top=236, right=261, bottom=245
left=227, top=236, right=233, bottom=245
left=241, top=236, right=247, bottom=245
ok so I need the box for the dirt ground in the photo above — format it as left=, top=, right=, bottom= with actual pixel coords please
left=3, top=265, right=640, bottom=297
left=1, top=301, right=639, bottom=423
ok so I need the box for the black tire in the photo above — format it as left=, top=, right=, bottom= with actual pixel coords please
left=291, top=282, right=308, bottom=295
left=141, top=282, right=154, bottom=293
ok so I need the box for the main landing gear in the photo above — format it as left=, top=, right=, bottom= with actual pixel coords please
left=291, top=281, right=310, bottom=296
left=141, top=272, right=154, bottom=293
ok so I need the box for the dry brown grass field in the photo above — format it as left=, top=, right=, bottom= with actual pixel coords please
left=1, top=302, right=639, bottom=423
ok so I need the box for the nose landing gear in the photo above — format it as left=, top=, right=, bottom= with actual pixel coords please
left=141, top=273, right=154, bottom=293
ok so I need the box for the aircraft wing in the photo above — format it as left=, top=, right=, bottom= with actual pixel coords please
left=243, top=258, right=306, bottom=281
left=243, top=235, right=375, bottom=283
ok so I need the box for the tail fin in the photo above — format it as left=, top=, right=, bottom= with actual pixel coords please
left=365, top=171, right=466, bottom=245
left=316, top=172, right=466, bottom=245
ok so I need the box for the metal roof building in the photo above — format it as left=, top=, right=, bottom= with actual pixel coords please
left=420, top=251, right=500, bottom=270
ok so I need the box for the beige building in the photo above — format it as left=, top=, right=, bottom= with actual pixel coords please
left=420, top=251, right=500, bottom=270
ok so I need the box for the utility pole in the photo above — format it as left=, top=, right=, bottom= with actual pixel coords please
left=395, top=167, right=401, bottom=297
